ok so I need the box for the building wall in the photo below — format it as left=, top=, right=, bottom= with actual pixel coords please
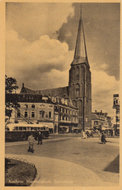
left=15, top=102, right=54, bottom=124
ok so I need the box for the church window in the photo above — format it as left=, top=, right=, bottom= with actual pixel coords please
left=75, top=83, right=80, bottom=97
left=76, top=66, right=79, bottom=80
left=76, top=88, right=80, bottom=97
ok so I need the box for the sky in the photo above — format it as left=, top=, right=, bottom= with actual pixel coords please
left=5, top=2, right=120, bottom=116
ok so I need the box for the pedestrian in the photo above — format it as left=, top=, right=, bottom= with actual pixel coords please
left=28, top=133, right=35, bottom=153
left=37, top=131, right=43, bottom=145
left=101, top=132, right=107, bottom=144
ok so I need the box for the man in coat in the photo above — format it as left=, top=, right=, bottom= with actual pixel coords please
left=37, top=131, right=43, bottom=145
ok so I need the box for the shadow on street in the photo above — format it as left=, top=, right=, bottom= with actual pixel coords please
left=104, top=155, right=119, bottom=173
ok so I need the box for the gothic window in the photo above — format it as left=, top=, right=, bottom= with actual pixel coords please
left=76, top=84, right=80, bottom=97
left=76, top=66, right=79, bottom=80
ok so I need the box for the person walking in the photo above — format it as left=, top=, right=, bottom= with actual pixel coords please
left=28, top=133, right=35, bottom=153
left=37, top=131, right=43, bottom=145
left=101, top=132, right=107, bottom=144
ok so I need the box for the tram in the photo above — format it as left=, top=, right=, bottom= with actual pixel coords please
left=5, top=123, right=50, bottom=142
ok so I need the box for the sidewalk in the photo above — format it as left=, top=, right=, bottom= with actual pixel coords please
left=5, top=153, right=118, bottom=186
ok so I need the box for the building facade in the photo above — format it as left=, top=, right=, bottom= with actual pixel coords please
left=20, top=13, right=92, bottom=131
left=6, top=93, right=78, bottom=133
left=91, top=110, right=112, bottom=131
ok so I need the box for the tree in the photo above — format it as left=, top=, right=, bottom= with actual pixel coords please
left=5, top=75, right=18, bottom=94
left=5, top=75, right=19, bottom=119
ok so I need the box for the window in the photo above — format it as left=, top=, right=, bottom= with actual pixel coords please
left=40, top=110, right=45, bottom=118
left=32, top=112, right=35, bottom=118
left=17, top=111, right=20, bottom=118
left=25, top=104, right=28, bottom=109
left=116, top=109, right=119, bottom=114
left=94, top=121, right=98, bottom=125
left=76, top=88, right=80, bottom=97
left=25, top=112, right=28, bottom=118
left=116, top=116, right=120, bottom=122
left=32, top=104, right=35, bottom=108
left=49, top=112, right=51, bottom=118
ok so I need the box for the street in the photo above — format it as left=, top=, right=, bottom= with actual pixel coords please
left=5, top=135, right=119, bottom=186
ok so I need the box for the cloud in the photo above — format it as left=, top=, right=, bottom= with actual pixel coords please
left=92, top=69, right=119, bottom=115
left=6, top=3, right=74, bottom=41
left=6, top=28, right=74, bottom=89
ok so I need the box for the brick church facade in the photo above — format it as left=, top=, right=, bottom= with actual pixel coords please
left=21, top=13, right=92, bottom=131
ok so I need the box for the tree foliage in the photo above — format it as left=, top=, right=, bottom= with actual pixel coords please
left=5, top=75, right=19, bottom=119
left=5, top=75, right=18, bottom=94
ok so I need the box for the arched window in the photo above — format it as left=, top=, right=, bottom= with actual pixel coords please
left=76, top=84, right=80, bottom=97
left=76, top=66, right=79, bottom=80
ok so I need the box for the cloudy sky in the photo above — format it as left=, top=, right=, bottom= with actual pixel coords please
left=6, top=2, right=120, bottom=116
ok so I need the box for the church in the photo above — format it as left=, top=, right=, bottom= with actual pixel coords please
left=20, top=12, right=92, bottom=131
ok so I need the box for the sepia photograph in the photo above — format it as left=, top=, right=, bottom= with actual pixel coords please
left=4, top=1, right=120, bottom=187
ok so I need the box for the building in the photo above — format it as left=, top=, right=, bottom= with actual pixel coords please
left=20, top=12, right=92, bottom=131
left=112, top=94, right=120, bottom=135
left=91, top=110, right=112, bottom=131
left=6, top=93, right=78, bottom=133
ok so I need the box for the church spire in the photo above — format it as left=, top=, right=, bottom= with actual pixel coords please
left=73, top=7, right=88, bottom=64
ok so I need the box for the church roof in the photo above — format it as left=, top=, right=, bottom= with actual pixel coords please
left=20, top=83, right=69, bottom=98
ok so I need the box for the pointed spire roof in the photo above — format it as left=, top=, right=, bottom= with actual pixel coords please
left=73, top=7, right=88, bottom=65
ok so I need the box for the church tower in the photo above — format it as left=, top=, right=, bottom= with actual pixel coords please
left=68, top=10, right=92, bottom=130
